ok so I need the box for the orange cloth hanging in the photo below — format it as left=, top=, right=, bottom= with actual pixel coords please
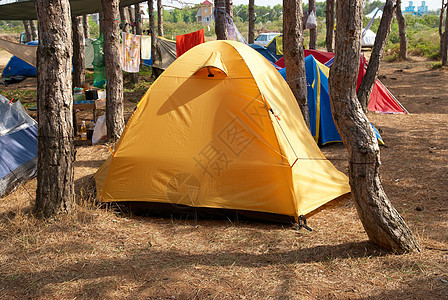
left=176, top=29, right=205, bottom=57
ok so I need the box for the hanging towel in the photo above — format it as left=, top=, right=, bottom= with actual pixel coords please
left=121, top=32, right=141, bottom=73
left=176, top=29, right=205, bottom=57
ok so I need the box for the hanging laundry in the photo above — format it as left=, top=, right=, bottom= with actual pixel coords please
left=176, top=29, right=205, bottom=57
left=121, top=32, right=141, bottom=73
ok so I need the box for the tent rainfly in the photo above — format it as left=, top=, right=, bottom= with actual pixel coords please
left=95, top=40, right=350, bottom=219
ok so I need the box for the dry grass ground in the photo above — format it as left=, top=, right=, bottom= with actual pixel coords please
left=0, top=51, right=447, bottom=299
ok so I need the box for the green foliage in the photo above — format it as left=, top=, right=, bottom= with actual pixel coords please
left=0, top=20, right=23, bottom=34
left=88, top=15, right=100, bottom=39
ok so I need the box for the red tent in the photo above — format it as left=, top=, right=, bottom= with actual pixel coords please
left=275, top=50, right=407, bottom=114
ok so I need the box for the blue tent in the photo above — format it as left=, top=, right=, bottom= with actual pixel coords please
left=0, top=94, right=37, bottom=196
left=249, top=44, right=279, bottom=64
left=279, top=55, right=384, bottom=145
left=2, top=41, right=37, bottom=78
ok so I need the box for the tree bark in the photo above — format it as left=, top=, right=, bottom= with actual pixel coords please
left=148, top=0, right=157, bottom=78
left=23, top=20, right=32, bottom=43
left=135, top=4, right=142, bottom=36
left=72, top=16, right=85, bottom=88
left=357, top=0, right=396, bottom=111
left=128, top=5, right=135, bottom=34
left=283, top=0, right=310, bottom=128
left=101, top=0, right=125, bottom=141
left=34, top=0, right=75, bottom=217
left=215, top=0, right=228, bottom=40
left=325, top=0, right=335, bottom=52
left=308, top=0, right=317, bottom=49
left=442, top=5, right=448, bottom=65
left=82, top=15, right=90, bottom=39
left=120, top=7, right=129, bottom=32
left=157, top=0, right=164, bottom=37
left=226, top=0, right=233, bottom=18
left=99, top=12, right=104, bottom=34
left=30, top=20, right=38, bottom=41
left=248, top=0, right=255, bottom=44
left=396, top=0, right=407, bottom=60
left=439, top=0, right=446, bottom=58
left=329, top=0, right=421, bottom=254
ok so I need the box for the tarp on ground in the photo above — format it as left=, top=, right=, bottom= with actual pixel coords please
left=0, top=94, right=37, bottom=197
left=95, top=40, right=350, bottom=218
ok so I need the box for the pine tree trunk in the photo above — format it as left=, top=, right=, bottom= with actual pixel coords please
left=329, top=0, right=421, bottom=254
left=135, top=4, right=142, bottom=35
left=396, top=0, right=407, bottom=60
left=439, top=1, right=446, bottom=58
left=215, top=0, right=228, bottom=40
left=308, top=0, right=317, bottom=49
left=72, top=16, right=85, bottom=88
left=99, top=12, right=104, bottom=34
left=128, top=6, right=135, bottom=34
left=101, top=0, right=125, bottom=141
left=226, top=0, right=233, bottom=18
left=248, top=0, right=255, bottom=44
left=127, top=5, right=138, bottom=84
left=148, top=0, right=157, bottom=78
left=30, top=20, right=38, bottom=41
left=82, top=15, right=90, bottom=39
left=34, top=0, right=75, bottom=218
left=157, top=0, right=164, bottom=37
left=325, top=0, right=335, bottom=52
left=283, top=0, right=310, bottom=129
left=23, top=20, right=32, bottom=43
left=120, top=7, right=129, bottom=33
left=442, top=9, right=448, bottom=65
left=357, top=0, right=396, bottom=111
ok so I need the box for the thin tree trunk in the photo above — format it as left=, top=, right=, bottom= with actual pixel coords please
left=396, top=0, right=407, bottom=60
left=34, top=0, right=74, bottom=217
left=439, top=0, right=446, bottom=58
left=135, top=4, right=142, bottom=35
left=30, top=20, right=38, bottom=41
left=120, top=7, right=129, bottom=33
left=128, top=5, right=135, bottom=34
left=226, top=0, right=233, bottom=18
left=308, top=0, right=317, bottom=49
left=99, top=12, right=104, bottom=34
left=248, top=0, right=255, bottom=44
left=101, top=0, right=125, bottom=141
left=283, top=0, right=310, bottom=129
left=72, top=16, right=85, bottom=87
left=442, top=6, right=448, bottom=65
left=357, top=0, right=396, bottom=111
left=148, top=0, right=157, bottom=78
left=329, top=0, right=421, bottom=254
left=215, top=0, right=228, bottom=40
left=157, top=0, right=164, bottom=37
left=82, top=15, right=90, bottom=39
left=325, top=0, right=335, bottom=52
left=23, top=20, right=32, bottom=43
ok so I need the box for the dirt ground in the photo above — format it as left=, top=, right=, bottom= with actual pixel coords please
left=0, top=49, right=447, bottom=299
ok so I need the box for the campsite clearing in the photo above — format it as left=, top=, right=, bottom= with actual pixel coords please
left=0, top=50, right=447, bottom=298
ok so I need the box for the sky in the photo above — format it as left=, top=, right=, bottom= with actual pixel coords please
left=162, top=0, right=442, bottom=11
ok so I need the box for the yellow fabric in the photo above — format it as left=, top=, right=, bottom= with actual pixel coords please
left=95, top=40, right=350, bottom=218
left=274, top=36, right=283, bottom=55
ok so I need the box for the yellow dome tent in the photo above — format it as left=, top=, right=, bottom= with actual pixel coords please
left=95, top=40, right=350, bottom=219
